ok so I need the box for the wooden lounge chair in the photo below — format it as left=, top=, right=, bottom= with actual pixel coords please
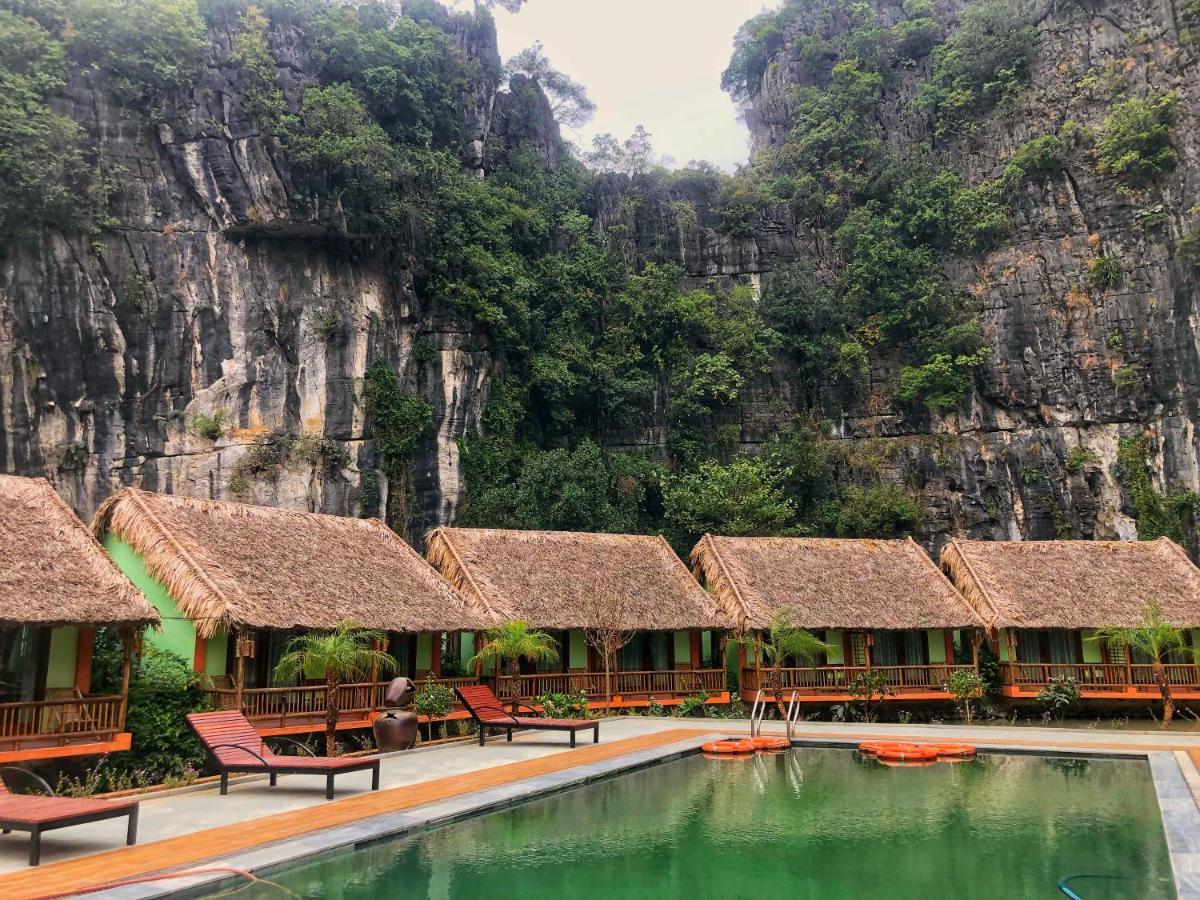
left=0, top=769, right=138, bottom=866
left=186, top=711, right=381, bottom=801
left=456, top=685, right=600, bottom=748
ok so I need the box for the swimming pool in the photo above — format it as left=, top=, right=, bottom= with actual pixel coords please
left=213, top=748, right=1174, bottom=899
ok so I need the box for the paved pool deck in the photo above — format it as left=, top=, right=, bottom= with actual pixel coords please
left=1, top=717, right=1199, bottom=898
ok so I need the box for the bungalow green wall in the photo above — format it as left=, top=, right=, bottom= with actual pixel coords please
left=105, top=535, right=198, bottom=665
left=927, top=630, right=947, bottom=665
left=46, top=626, right=79, bottom=689
left=416, top=633, right=433, bottom=672
left=825, top=630, right=844, bottom=665
left=1081, top=629, right=1103, bottom=663
left=673, top=631, right=690, bottom=665
left=569, top=630, right=587, bottom=669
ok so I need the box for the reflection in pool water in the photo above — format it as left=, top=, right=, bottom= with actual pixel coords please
left=233, top=749, right=1174, bottom=900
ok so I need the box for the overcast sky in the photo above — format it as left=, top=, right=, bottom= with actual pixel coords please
left=484, top=0, right=783, bottom=171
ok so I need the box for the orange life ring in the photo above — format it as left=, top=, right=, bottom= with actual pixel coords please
left=875, top=744, right=940, bottom=762
left=701, top=739, right=755, bottom=756
left=860, top=741, right=918, bottom=755
left=930, top=743, right=977, bottom=758
left=876, top=757, right=939, bottom=767
left=750, top=736, right=790, bottom=751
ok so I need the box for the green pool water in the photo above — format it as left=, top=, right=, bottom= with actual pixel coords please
left=232, top=749, right=1174, bottom=899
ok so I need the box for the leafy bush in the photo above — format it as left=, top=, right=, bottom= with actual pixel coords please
left=1065, top=447, right=1097, bottom=474
left=68, top=0, right=208, bottom=101
left=915, top=0, right=1037, bottom=133
left=1112, top=365, right=1142, bottom=391
left=1036, top=675, right=1079, bottom=721
left=190, top=410, right=227, bottom=440
left=105, top=645, right=209, bottom=787
left=943, top=667, right=985, bottom=724
left=677, top=692, right=711, bottom=718
left=413, top=675, right=455, bottom=719
left=664, top=457, right=796, bottom=550
left=362, top=361, right=433, bottom=468
left=1086, top=254, right=1123, bottom=293
left=896, top=350, right=989, bottom=410
left=847, top=669, right=895, bottom=723
left=1095, top=93, right=1178, bottom=185
left=1003, top=133, right=1067, bottom=185
left=820, top=484, right=921, bottom=538
left=536, top=691, right=589, bottom=719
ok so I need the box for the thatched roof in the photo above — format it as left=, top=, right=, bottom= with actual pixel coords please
left=425, top=528, right=732, bottom=631
left=940, top=538, right=1200, bottom=629
left=690, top=534, right=981, bottom=632
left=92, top=489, right=485, bottom=638
left=0, top=476, right=158, bottom=628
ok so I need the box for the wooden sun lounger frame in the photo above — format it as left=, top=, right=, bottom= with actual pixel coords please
left=0, top=768, right=138, bottom=866
left=455, top=686, right=600, bottom=748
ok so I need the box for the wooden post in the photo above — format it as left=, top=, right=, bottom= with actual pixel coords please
left=1123, top=641, right=1133, bottom=691
left=690, top=630, right=702, bottom=670
left=864, top=632, right=873, bottom=670
left=117, top=629, right=135, bottom=729
left=74, top=626, right=95, bottom=695
left=971, top=630, right=981, bottom=670
left=234, top=630, right=248, bottom=713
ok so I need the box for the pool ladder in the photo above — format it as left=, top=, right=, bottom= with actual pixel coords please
left=749, top=689, right=803, bottom=742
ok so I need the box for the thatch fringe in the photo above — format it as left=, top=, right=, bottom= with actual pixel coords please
left=939, top=540, right=1002, bottom=627
left=424, top=527, right=731, bottom=631
left=690, top=534, right=751, bottom=632
left=0, top=475, right=158, bottom=628
left=92, top=488, right=485, bottom=638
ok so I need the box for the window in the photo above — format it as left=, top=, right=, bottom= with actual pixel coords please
left=0, top=626, right=45, bottom=703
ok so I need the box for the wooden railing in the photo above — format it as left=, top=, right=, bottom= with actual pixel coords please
left=1001, top=662, right=1200, bottom=692
left=0, top=695, right=125, bottom=751
left=500, top=669, right=725, bottom=702
left=740, top=665, right=962, bottom=695
left=204, top=677, right=482, bottom=729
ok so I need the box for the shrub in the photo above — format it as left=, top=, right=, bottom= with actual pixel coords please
left=1180, top=228, right=1200, bottom=270
left=413, top=675, right=455, bottom=720
left=536, top=691, right=590, bottom=719
left=1095, top=93, right=1178, bottom=185
left=677, top=692, right=711, bottom=718
left=1112, top=364, right=1142, bottom=391
left=1065, top=447, right=1097, bottom=474
left=847, top=669, right=895, bottom=723
left=1086, top=254, right=1123, bottom=293
left=190, top=409, right=227, bottom=440
left=943, top=667, right=986, bottom=724
left=1036, top=675, right=1080, bottom=721
left=362, top=361, right=433, bottom=468
left=1003, top=133, right=1067, bottom=185
left=896, top=350, right=989, bottom=410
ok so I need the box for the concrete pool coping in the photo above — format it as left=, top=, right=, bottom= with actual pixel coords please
left=86, top=727, right=1199, bottom=900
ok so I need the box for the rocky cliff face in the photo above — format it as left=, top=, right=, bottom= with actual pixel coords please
left=2, top=0, right=1198, bottom=554
left=590, top=0, right=1200, bottom=552
left=0, top=6, right=553, bottom=539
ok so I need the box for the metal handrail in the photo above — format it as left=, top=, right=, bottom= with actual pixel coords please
left=749, top=689, right=765, bottom=737
left=785, top=690, right=802, bottom=742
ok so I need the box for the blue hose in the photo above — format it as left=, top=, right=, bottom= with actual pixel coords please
left=1058, top=873, right=1133, bottom=899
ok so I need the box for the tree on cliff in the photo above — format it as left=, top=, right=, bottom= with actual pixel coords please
left=505, top=41, right=595, bottom=128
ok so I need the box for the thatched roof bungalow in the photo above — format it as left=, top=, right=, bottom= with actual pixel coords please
left=690, top=535, right=982, bottom=700
left=427, top=527, right=730, bottom=631
left=690, top=534, right=981, bottom=632
left=426, top=528, right=733, bottom=704
left=940, top=538, right=1200, bottom=697
left=92, top=489, right=486, bottom=697
left=0, top=475, right=157, bottom=759
left=940, top=537, right=1200, bottom=630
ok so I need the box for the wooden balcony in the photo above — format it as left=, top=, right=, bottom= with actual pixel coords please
left=1000, top=662, right=1200, bottom=699
left=0, top=694, right=130, bottom=762
left=501, top=669, right=728, bottom=708
left=203, top=677, right=482, bottom=737
left=739, top=664, right=963, bottom=702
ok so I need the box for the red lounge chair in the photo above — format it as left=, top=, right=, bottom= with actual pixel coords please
left=456, top=685, right=600, bottom=747
left=0, top=769, right=138, bottom=866
left=186, top=711, right=381, bottom=800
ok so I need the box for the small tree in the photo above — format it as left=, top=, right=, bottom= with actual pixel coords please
left=1091, top=600, right=1196, bottom=728
left=581, top=593, right=635, bottom=702
left=944, top=667, right=986, bottom=725
left=468, top=621, right=559, bottom=711
left=273, top=622, right=396, bottom=755
left=733, top=607, right=832, bottom=717
left=848, top=670, right=895, bottom=723
left=504, top=41, right=596, bottom=128
left=1036, top=675, right=1080, bottom=723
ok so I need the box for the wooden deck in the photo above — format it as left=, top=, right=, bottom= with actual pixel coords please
left=0, top=727, right=711, bottom=900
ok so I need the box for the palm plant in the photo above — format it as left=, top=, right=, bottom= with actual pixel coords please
left=1090, top=599, right=1197, bottom=729
left=468, top=621, right=560, bottom=711
left=273, top=622, right=396, bottom=755
left=734, top=607, right=832, bottom=717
